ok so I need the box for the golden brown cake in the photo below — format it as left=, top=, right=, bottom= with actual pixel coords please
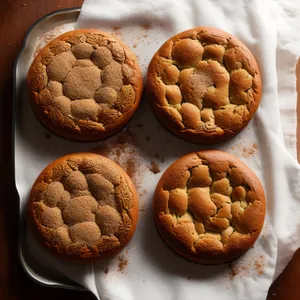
left=27, top=29, right=143, bottom=142
left=153, top=150, right=266, bottom=264
left=146, top=27, right=262, bottom=144
left=28, top=152, right=138, bottom=262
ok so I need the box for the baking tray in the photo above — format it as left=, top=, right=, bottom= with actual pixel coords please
left=14, top=7, right=85, bottom=291
left=13, top=6, right=274, bottom=296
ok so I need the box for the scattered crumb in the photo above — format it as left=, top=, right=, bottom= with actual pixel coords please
left=133, top=44, right=137, bottom=48
left=146, top=136, right=150, bottom=141
left=118, top=255, right=128, bottom=272
left=149, top=160, right=160, bottom=174
left=243, top=143, right=259, bottom=158
left=143, top=34, right=147, bottom=38
left=139, top=206, right=146, bottom=212
left=228, top=263, right=238, bottom=280
left=160, top=157, right=165, bottom=163
left=139, top=189, right=147, bottom=198
left=57, top=5, right=62, bottom=8
left=141, top=23, right=151, bottom=30
left=113, top=26, right=120, bottom=30
left=44, top=132, right=51, bottom=139
left=22, top=3, right=27, bottom=6
left=254, top=255, right=265, bottom=275
left=228, top=255, right=265, bottom=280
left=91, top=129, right=144, bottom=192
left=104, top=266, right=109, bottom=274
left=187, top=276, right=192, bottom=280
left=231, top=142, right=259, bottom=158
left=136, top=124, right=143, bottom=128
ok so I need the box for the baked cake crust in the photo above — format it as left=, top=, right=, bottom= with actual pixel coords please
left=28, top=152, right=138, bottom=262
left=27, top=29, right=143, bottom=142
left=153, top=150, right=266, bottom=264
left=146, top=27, right=262, bottom=144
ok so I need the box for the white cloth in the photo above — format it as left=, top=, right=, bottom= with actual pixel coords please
left=23, top=0, right=300, bottom=299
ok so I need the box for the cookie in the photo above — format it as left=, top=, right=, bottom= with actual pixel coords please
left=28, top=152, right=138, bottom=262
left=153, top=150, right=265, bottom=264
left=146, top=27, right=262, bottom=144
left=27, top=29, right=143, bottom=142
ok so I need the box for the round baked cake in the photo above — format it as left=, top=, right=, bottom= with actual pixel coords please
left=28, top=152, right=138, bottom=262
left=153, top=150, right=266, bottom=264
left=146, top=27, right=262, bottom=144
left=27, top=29, right=143, bottom=142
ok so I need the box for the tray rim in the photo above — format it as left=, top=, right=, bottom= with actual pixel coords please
left=13, top=6, right=86, bottom=292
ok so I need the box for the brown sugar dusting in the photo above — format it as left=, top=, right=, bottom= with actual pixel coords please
left=118, top=255, right=128, bottom=272
left=149, top=160, right=160, bottom=174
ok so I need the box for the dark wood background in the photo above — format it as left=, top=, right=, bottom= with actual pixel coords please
left=0, top=0, right=299, bottom=299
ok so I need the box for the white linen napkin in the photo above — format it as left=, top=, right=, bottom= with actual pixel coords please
left=25, top=0, right=300, bottom=299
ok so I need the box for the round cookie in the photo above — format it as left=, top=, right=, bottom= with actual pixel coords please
left=146, top=27, right=262, bottom=144
left=27, top=29, right=143, bottom=142
left=28, top=152, right=138, bottom=262
left=153, top=150, right=266, bottom=264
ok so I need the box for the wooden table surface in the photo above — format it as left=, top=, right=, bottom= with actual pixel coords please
left=0, top=0, right=299, bottom=299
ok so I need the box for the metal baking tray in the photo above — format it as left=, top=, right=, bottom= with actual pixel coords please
left=14, top=7, right=85, bottom=291
left=13, top=6, right=274, bottom=296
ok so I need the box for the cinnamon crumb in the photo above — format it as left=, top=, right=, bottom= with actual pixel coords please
left=118, top=255, right=128, bottom=272
left=104, top=266, right=109, bottom=274
left=228, top=263, right=238, bottom=280
left=139, top=205, right=146, bottom=212
left=242, top=143, right=259, bottom=158
left=133, top=44, right=137, bottom=48
left=141, top=23, right=151, bottom=30
left=125, top=153, right=137, bottom=178
left=139, top=189, right=147, bottom=198
left=254, top=256, right=265, bottom=275
left=149, top=160, right=160, bottom=174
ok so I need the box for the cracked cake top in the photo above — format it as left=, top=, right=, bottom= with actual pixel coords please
left=28, top=152, right=138, bottom=262
left=27, top=29, right=143, bottom=142
left=146, top=27, right=262, bottom=144
left=153, top=150, right=265, bottom=264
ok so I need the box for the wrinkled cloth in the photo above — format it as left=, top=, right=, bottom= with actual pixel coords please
left=18, top=0, right=300, bottom=299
